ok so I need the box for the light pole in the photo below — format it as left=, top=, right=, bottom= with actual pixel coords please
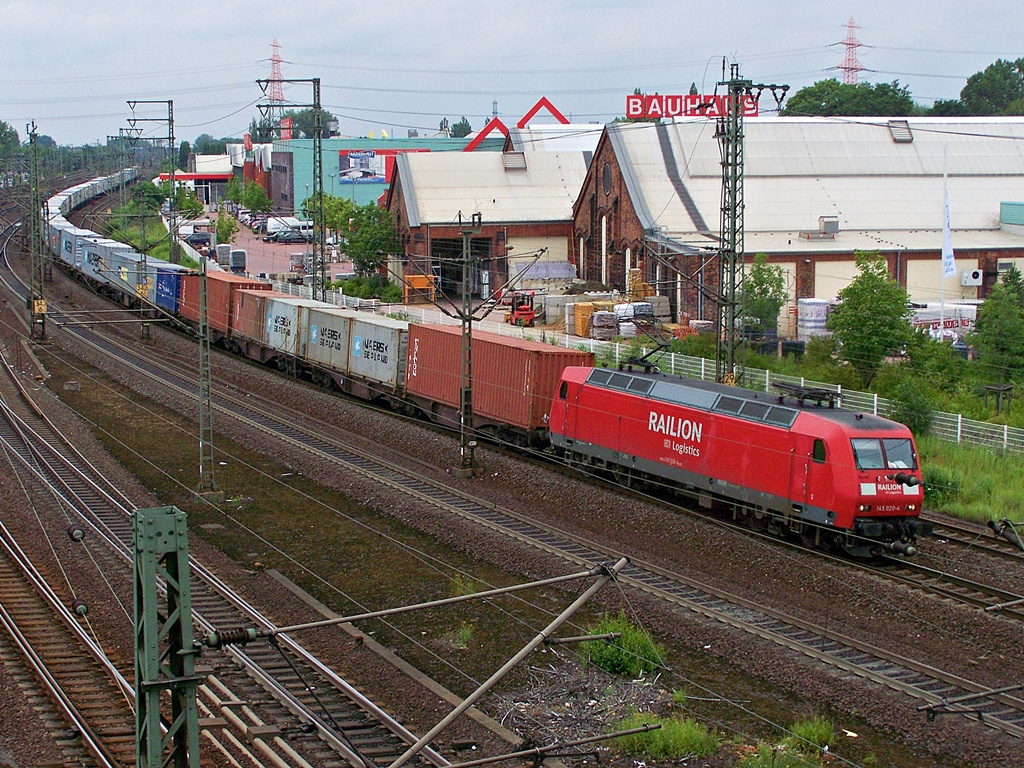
left=329, top=172, right=336, bottom=196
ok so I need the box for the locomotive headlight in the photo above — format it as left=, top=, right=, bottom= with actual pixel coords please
left=906, top=504, right=917, bottom=512
left=857, top=504, right=873, bottom=512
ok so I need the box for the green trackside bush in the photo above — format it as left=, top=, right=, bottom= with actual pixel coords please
left=582, top=612, right=662, bottom=677
left=611, top=712, right=720, bottom=759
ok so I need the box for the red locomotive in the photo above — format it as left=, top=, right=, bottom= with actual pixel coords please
left=549, top=365, right=928, bottom=557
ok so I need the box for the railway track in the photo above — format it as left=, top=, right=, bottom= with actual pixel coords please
left=0, top=334, right=447, bottom=763
left=39, top=310, right=1024, bottom=742
left=924, top=512, right=1024, bottom=562
left=0, top=518, right=135, bottom=768
left=0, top=362, right=446, bottom=768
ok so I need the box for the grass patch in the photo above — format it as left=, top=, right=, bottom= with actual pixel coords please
left=582, top=611, right=662, bottom=677
left=736, top=742, right=822, bottom=767
left=788, top=715, right=834, bottom=754
left=917, top=434, right=1024, bottom=522
left=449, top=573, right=481, bottom=597
left=611, top=712, right=720, bottom=759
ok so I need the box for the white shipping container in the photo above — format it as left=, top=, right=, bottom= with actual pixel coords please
left=302, top=306, right=353, bottom=372
left=348, top=316, right=408, bottom=391
left=264, top=298, right=325, bottom=357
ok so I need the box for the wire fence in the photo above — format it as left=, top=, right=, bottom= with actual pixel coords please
left=276, top=292, right=1024, bottom=457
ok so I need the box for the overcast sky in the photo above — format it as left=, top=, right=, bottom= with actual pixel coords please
left=2, top=0, right=1022, bottom=147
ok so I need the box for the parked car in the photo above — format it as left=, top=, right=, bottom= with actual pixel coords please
left=184, top=232, right=211, bottom=248
left=275, top=229, right=313, bottom=244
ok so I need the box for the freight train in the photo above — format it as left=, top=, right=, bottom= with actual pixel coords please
left=41, top=172, right=928, bottom=558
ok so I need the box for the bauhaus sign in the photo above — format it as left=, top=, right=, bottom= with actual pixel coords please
left=625, top=94, right=759, bottom=120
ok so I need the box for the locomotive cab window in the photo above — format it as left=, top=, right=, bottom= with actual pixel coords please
left=812, top=439, right=826, bottom=463
left=559, top=381, right=568, bottom=400
left=882, top=438, right=917, bottom=469
left=851, top=438, right=886, bottom=470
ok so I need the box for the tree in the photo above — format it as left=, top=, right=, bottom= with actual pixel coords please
left=225, top=176, right=243, bottom=206
left=177, top=140, right=191, bottom=171
left=781, top=78, right=917, bottom=117
left=240, top=181, right=272, bottom=215
left=826, top=251, right=913, bottom=386
left=215, top=211, right=239, bottom=245
left=970, top=269, right=1024, bottom=382
left=346, top=203, right=398, bottom=275
left=450, top=116, right=472, bottom=138
left=741, top=253, right=787, bottom=334
left=247, top=116, right=278, bottom=143
left=280, top=108, right=337, bottom=139
left=960, top=58, right=1024, bottom=116
left=170, top=184, right=203, bottom=219
left=193, top=133, right=228, bottom=154
left=0, top=121, right=19, bottom=158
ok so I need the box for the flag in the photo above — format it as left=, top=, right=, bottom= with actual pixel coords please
left=942, top=187, right=956, bottom=279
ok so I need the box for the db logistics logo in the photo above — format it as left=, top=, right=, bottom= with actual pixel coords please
left=353, top=336, right=362, bottom=356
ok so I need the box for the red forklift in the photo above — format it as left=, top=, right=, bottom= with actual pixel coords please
left=504, top=290, right=536, bottom=327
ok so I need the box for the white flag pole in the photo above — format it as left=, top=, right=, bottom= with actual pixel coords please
left=940, top=146, right=950, bottom=340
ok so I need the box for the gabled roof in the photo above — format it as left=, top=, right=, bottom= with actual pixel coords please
left=393, top=151, right=589, bottom=227
left=608, top=116, right=1024, bottom=253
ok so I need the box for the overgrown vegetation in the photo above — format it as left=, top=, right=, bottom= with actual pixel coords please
left=582, top=612, right=662, bottom=676
left=333, top=275, right=402, bottom=304
left=917, top=435, right=1024, bottom=522
left=734, top=716, right=834, bottom=767
left=610, top=712, right=720, bottom=759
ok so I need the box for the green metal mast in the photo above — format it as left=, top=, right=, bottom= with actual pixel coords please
left=134, top=506, right=201, bottom=768
left=197, top=257, right=219, bottom=496
left=27, top=122, right=46, bottom=340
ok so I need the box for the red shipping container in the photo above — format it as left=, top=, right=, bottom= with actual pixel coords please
left=232, top=289, right=293, bottom=344
left=405, top=324, right=595, bottom=432
left=179, top=271, right=271, bottom=334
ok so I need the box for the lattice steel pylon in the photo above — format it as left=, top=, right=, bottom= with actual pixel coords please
left=134, top=506, right=200, bottom=768
left=266, top=40, right=286, bottom=121
left=714, top=64, right=787, bottom=385
left=839, top=18, right=865, bottom=85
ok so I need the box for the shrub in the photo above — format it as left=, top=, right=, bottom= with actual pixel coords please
left=611, top=712, right=720, bottom=759
left=884, top=377, right=936, bottom=436
left=582, top=612, right=662, bottom=676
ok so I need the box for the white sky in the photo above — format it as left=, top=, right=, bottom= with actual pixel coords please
left=2, top=0, right=1022, bottom=146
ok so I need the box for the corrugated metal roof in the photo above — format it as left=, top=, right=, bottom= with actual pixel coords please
left=611, top=116, right=1024, bottom=254
left=507, top=124, right=603, bottom=154
left=396, top=151, right=589, bottom=226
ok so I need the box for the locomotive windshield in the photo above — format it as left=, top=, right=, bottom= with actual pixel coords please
left=851, top=438, right=918, bottom=470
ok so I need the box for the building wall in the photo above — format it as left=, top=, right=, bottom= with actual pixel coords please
left=572, top=135, right=645, bottom=291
